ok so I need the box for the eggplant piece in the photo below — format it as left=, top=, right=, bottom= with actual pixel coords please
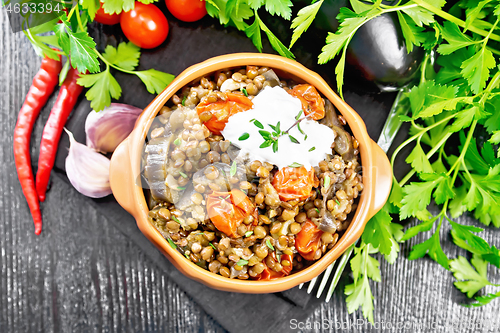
left=301, top=0, right=423, bottom=91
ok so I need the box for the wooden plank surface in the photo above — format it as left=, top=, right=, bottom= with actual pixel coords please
left=1, top=8, right=500, bottom=333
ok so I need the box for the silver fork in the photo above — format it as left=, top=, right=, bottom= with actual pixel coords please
left=299, top=89, right=408, bottom=301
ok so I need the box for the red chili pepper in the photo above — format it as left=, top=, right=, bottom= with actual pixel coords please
left=36, top=67, right=83, bottom=202
left=13, top=55, right=62, bottom=235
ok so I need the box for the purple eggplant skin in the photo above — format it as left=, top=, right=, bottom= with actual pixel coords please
left=308, top=0, right=424, bottom=91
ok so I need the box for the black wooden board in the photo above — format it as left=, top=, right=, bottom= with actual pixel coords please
left=1, top=5, right=500, bottom=333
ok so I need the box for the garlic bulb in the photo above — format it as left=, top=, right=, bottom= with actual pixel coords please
left=85, top=103, right=142, bottom=153
left=65, top=129, right=112, bottom=198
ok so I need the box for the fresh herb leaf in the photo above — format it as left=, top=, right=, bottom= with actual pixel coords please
left=236, top=259, right=249, bottom=266
left=239, top=132, right=250, bottom=141
left=450, top=255, right=492, bottom=297
left=77, top=69, right=121, bottom=112
left=266, top=239, right=274, bottom=250
left=171, top=216, right=181, bottom=224
left=230, top=161, right=237, bottom=177
left=272, top=140, right=279, bottom=152
left=289, top=0, right=324, bottom=48
left=209, top=242, right=217, bottom=250
left=253, top=120, right=264, bottom=129
left=167, top=238, right=177, bottom=249
left=324, top=175, right=330, bottom=188
left=288, top=135, right=299, bottom=144
left=241, top=87, right=248, bottom=96
left=308, top=146, right=316, bottom=152
left=181, top=96, right=187, bottom=106
left=245, top=231, right=253, bottom=237
left=174, top=138, right=182, bottom=146
left=102, top=42, right=140, bottom=71
left=135, top=69, right=175, bottom=95
left=177, top=186, right=186, bottom=190
left=288, top=162, right=302, bottom=168
left=179, top=171, right=188, bottom=178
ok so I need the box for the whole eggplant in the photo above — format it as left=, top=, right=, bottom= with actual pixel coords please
left=303, top=0, right=424, bottom=91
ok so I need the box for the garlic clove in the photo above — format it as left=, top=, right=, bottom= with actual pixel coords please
left=65, top=128, right=112, bottom=198
left=85, top=103, right=143, bottom=153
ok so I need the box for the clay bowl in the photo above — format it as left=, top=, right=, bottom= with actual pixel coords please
left=109, top=53, right=392, bottom=293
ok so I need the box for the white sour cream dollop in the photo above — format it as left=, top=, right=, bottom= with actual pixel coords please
left=221, top=86, right=336, bottom=170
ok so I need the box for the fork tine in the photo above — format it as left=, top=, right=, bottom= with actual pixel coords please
left=298, top=283, right=304, bottom=289
left=306, top=276, right=318, bottom=294
left=316, top=260, right=336, bottom=298
left=325, top=243, right=356, bottom=302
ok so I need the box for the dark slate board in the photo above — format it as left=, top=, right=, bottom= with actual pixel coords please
left=1, top=5, right=499, bottom=333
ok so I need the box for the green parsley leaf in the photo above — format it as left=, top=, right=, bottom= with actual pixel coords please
left=408, top=228, right=449, bottom=269
left=263, top=0, right=292, bottom=20
left=405, top=143, right=433, bottom=174
left=77, top=69, right=122, bottom=112
left=468, top=290, right=500, bottom=307
left=102, top=42, right=140, bottom=71
left=288, top=162, right=302, bottom=168
left=254, top=10, right=295, bottom=59
left=461, top=47, right=496, bottom=94
left=54, top=22, right=100, bottom=73
left=289, top=0, right=324, bottom=48
left=308, top=147, right=316, bottom=152
left=174, top=138, right=182, bottom=146
left=181, top=96, right=187, bottom=106
left=400, top=174, right=444, bottom=219
left=179, top=171, right=188, bottom=178
left=437, top=22, right=476, bottom=55
left=81, top=0, right=100, bottom=21
left=245, top=231, right=253, bottom=237
left=245, top=15, right=263, bottom=52
left=101, top=0, right=135, bottom=15
left=209, top=242, right=217, bottom=250
left=177, top=186, right=186, bottom=190
left=135, top=69, right=175, bottom=95
left=362, top=207, right=403, bottom=262
left=171, top=216, right=181, bottom=224
left=450, top=255, right=491, bottom=297
left=266, top=239, right=275, bottom=251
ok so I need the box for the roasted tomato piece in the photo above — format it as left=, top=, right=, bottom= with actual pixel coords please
left=295, top=219, right=324, bottom=261
left=254, top=254, right=293, bottom=280
left=196, top=92, right=253, bottom=135
left=287, top=84, right=325, bottom=120
left=206, top=189, right=256, bottom=238
left=271, top=166, right=319, bottom=202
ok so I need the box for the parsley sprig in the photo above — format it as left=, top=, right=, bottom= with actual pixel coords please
left=299, top=2, right=500, bottom=320
left=22, top=0, right=175, bottom=111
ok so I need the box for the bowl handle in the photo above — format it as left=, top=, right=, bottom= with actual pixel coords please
left=367, top=140, right=393, bottom=219
left=109, top=138, right=137, bottom=218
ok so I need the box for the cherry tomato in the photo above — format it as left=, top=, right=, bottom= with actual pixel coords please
left=94, top=3, right=121, bottom=25
left=196, top=92, right=253, bottom=135
left=165, top=0, right=207, bottom=22
left=206, top=189, right=257, bottom=238
left=271, top=166, right=319, bottom=202
left=287, top=84, right=325, bottom=120
left=254, top=254, right=293, bottom=280
left=295, top=220, right=323, bottom=261
left=120, top=2, right=169, bottom=49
